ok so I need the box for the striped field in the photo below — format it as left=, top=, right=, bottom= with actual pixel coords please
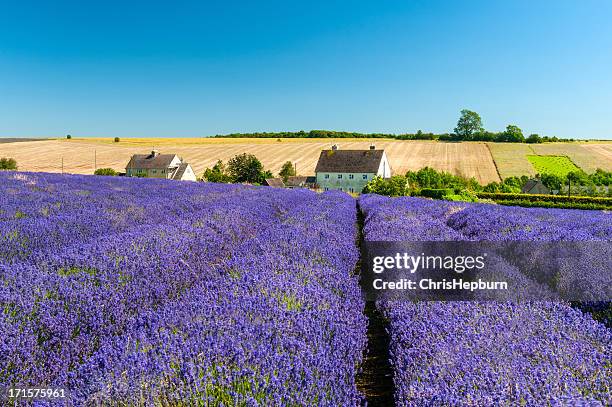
left=0, top=138, right=502, bottom=184
left=1, top=138, right=610, bottom=183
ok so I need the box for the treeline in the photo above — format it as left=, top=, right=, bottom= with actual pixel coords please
left=213, top=129, right=571, bottom=142
left=217, top=130, right=401, bottom=139
left=363, top=167, right=612, bottom=202
left=213, top=109, right=580, bottom=143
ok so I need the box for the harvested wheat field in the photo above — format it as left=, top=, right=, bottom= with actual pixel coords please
left=581, top=144, right=612, bottom=167
left=0, top=138, right=502, bottom=184
left=486, top=143, right=537, bottom=178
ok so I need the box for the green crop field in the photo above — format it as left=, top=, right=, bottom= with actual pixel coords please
left=527, top=155, right=581, bottom=177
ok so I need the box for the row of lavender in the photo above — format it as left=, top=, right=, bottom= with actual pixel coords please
left=1, top=172, right=367, bottom=405
left=360, top=195, right=611, bottom=406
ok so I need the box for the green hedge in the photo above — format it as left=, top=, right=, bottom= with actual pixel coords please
left=417, top=188, right=455, bottom=199
left=477, top=192, right=612, bottom=205
left=492, top=199, right=610, bottom=211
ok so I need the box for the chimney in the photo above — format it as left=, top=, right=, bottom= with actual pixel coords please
left=331, top=144, right=338, bottom=151
left=151, top=150, right=160, bottom=157
left=369, top=144, right=375, bottom=150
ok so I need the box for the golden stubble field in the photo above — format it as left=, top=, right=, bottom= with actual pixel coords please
left=2, top=138, right=610, bottom=183
left=0, top=138, right=502, bottom=184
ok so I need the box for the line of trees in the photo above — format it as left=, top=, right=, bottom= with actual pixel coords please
left=212, top=110, right=576, bottom=143
left=363, top=166, right=612, bottom=199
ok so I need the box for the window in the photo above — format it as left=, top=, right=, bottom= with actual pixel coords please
left=349, top=187, right=354, bottom=193
left=362, top=174, right=368, bottom=180
left=338, top=174, right=343, bottom=179
left=324, top=174, right=330, bottom=179
left=324, top=187, right=329, bottom=191
left=339, top=188, right=343, bottom=191
left=349, top=174, right=354, bottom=179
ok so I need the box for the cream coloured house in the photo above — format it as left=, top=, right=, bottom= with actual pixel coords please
left=125, top=150, right=196, bottom=181
left=315, top=145, right=391, bottom=193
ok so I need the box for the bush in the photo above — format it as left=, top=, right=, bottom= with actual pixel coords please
left=362, top=176, right=408, bottom=196
left=476, top=192, right=612, bottom=210
left=201, top=160, right=232, bottom=183
left=66, top=135, right=72, bottom=139
left=491, top=199, right=610, bottom=211
left=0, top=157, right=18, bottom=170
left=476, top=192, right=611, bottom=204
left=444, top=190, right=478, bottom=202
left=114, top=137, right=120, bottom=143
left=94, top=168, right=117, bottom=176
left=418, top=188, right=454, bottom=199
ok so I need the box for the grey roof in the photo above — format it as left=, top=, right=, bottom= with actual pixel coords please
left=285, top=176, right=307, bottom=187
left=264, top=178, right=285, bottom=187
left=126, top=153, right=178, bottom=170
left=521, top=179, right=550, bottom=195
left=315, top=149, right=385, bottom=173
left=285, top=176, right=317, bottom=187
left=171, top=163, right=190, bottom=180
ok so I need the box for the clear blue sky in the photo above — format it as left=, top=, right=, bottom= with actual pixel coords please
left=1, top=0, right=611, bottom=139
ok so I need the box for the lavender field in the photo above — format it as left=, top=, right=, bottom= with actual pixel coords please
left=0, top=172, right=366, bottom=405
left=360, top=195, right=611, bottom=406
left=1, top=171, right=611, bottom=406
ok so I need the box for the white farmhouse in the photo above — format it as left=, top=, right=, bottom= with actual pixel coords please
left=125, top=150, right=197, bottom=181
left=315, top=145, right=391, bottom=193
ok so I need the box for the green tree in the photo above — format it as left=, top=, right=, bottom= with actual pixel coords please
left=278, top=161, right=296, bottom=182
left=94, top=168, right=117, bottom=176
left=114, top=137, right=120, bottom=143
left=0, top=157, right=18, bottom=170
left=540, top=173, right=564, bottom=191
left=362, top=175, right=408, bottom=196
left=66, top=134, right=72, bottom=139
left=566, top=171, right=584, bottom=197
left=526, top=134, right=542, bottom=144
left=483, top=182, right=501, bottom=192
left=454, top=109, right=484, bottom=140
left=201, top=160, right=232, bottom=183
left=227, top=153, right=268, bottom=184
left=500, top=125, right=525, bottom=142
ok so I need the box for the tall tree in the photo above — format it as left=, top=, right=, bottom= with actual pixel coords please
left=201, top=160, right=231, bottom=183
left=566, top=171, right=583, bottom=197
left=454, top=109, right=484, bottom=140
left=502, top=125, right=525, bottom=142
left=279, top=161, right=296, bottom=182
left=227, top=153, right=267, bottom=184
